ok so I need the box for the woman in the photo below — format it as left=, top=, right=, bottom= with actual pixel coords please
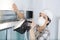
left=30, top=10, right=53, bottom=40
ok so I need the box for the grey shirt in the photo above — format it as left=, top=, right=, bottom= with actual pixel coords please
left=30, top=25, right=50, bottom=40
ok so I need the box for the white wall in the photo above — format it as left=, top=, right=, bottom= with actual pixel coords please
left=0, top=0, right=13, bottom=10
left=32, top=0, right=43, bottom=23
left=32, top=0, right=60, bottom=17
left=14, top=0, right=33, bottom=11
left=58, top=19, right=60, bottom=40
left=43, top=0, right=60, bottom=17
left=0, top=0, right=32, bottom=10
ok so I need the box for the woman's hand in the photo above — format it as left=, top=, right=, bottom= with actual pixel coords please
left=12, top=3, right=24, bottom=19
left=12, top=3, right=18, bottom=12
left=30, top=20, right=36, bottom=40
left=31, top=20, right=36, bottom=29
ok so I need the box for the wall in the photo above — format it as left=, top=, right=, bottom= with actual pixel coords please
left=43, top=0, right=60, bottom=17
left=0, top=0, right=13, bottom=10
left=58, top=19, right=60, bottom=40
left=14, top=0, right=33, bottom=11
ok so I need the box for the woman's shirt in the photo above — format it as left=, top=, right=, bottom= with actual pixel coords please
left=29, top=25, right=50, bottom=40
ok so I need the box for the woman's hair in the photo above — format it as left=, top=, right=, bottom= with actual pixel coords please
left=46, top=16, right=51, bottom=26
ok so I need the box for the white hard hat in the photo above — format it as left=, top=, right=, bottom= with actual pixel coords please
left=40, top=9, right=53, bottom=20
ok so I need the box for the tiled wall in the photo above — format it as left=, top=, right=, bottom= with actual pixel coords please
left=0, top=10, right=17, bottom=23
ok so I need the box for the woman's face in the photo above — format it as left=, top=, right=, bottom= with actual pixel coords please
left=39, top=12, right=49, bottom=25
left=37, top=12, right=49, bottom=32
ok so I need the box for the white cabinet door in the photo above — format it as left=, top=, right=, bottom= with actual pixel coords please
left=58, top=19, right=60, bottom=40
